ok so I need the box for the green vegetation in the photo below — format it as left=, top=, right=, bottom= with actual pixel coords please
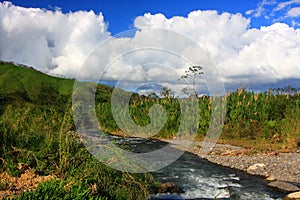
left=13, top=179, right=98, bottom=200
left=222, top=88, right=300, bottom=150
left=0, top=61, right=299, bottom=198
left=0, top=62, right=153, bottom=199
left=96, top=86, right=300, bottom=151
left=0, top=61, right=73, bottom=97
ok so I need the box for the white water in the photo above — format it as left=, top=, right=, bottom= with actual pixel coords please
left=110, top=136, right=284, bottom=199
left=151, top=153, right=284, bottom=200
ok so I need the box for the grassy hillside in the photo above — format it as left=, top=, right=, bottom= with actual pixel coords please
left=0, top=61, right=153, bottom=199
left=0, top=61, right=73, bottom=96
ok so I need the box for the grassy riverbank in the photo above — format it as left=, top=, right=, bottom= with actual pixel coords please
left=0, top=61, right=299, bottom=198
left=1, top=101, right=156, bottom=199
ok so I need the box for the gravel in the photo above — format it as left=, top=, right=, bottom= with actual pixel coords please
left=203, top=152, right=300, bottom=182
left=166, top=140, right=300, bottom=184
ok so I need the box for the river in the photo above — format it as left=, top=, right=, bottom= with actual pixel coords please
left=112, top=136, right=285, bottom=199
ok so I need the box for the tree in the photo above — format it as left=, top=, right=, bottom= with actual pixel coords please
left=180, top=65, right=204, bottom=97
left=160, top=86, right=174, bottom=98
left=147, top=92, right=159, bottom=99
left=181, top=87, right=195, bottom=97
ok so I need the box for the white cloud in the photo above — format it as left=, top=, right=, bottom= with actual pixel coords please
left=135, top=11, right=250, bottom=62
left=220, top=23, right=300, bottom=83
left=246, top=0, right=277, bottom=18
left=0, top=1, right=110, bottom=76
left=273, top=0, right=300, bottom=12
left=134, top=11, right=300, bottom=85
left=0, top=2, right=299, bottom=92
left=245, top=9, right=255, bottom=15
left=287, top=6, right=300, bottom=17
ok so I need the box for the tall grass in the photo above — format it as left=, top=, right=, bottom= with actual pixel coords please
left=223, top=88, right=300, bottom=145
left=96, top=87, right=300, bottom=148
left=0, top=96, right=153, bottom=199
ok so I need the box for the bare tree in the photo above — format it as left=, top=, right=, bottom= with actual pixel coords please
left=180, top=65, right=204, bottom=97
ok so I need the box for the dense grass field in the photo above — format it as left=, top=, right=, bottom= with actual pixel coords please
left=97, top=87, right=300, bottom=151
left=0, top=61, right=299, bottom=198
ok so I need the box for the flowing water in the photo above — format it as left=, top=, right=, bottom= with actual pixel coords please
left=112, top=136, right=285, bottom=200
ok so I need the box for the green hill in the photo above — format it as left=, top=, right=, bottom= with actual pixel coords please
left=0, top=61, right=74, bottom=97
left=0, top=61, right=114, bottom=104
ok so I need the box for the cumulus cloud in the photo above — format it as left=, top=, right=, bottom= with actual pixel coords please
left=0, top=2, right=299, bottom=92
left=134, top=11, right=300, bottom=85
left=0, top=1, right=110, bottom=76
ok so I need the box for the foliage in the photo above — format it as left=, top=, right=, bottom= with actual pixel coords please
left=223, top=88, right=300, bottom=144
left=96, top=87, right=300, bottom=148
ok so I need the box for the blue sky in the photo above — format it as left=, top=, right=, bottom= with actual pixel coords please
left=3, top=0, right=299, bottom=34
left=0, top=0, right=299, bottom=93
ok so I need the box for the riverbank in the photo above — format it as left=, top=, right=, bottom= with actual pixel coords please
left=164, top=139, right=300, bottom=195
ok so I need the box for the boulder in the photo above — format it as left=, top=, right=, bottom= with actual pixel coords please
left=268, top=181, right=300, bottom=193
left=284, top=191, right=300, bottom=199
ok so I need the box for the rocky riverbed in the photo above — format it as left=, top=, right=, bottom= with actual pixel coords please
left=164, top=139, right=300, bottom=198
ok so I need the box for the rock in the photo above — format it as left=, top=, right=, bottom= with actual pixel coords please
left=284, top=191, right=300, bottom=199
left=268, top=181, right=300, bottom=193
left=247, top=163, right=266, bottom=171
left=266, top=174, right=277, bottom=181
left=247, top=163, right=266, bottom=173
left=158, top=182, right=184, bottom=194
